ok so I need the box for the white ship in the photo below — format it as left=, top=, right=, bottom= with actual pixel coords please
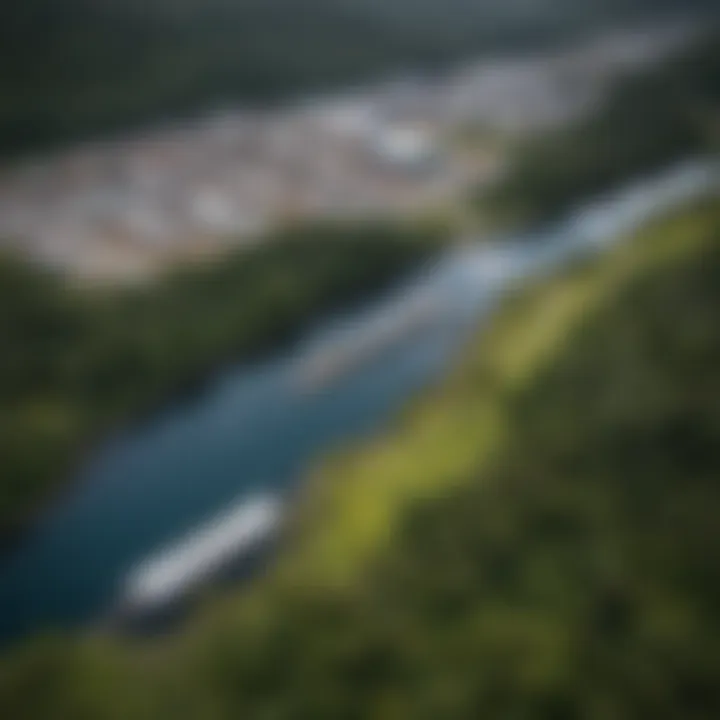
left=121, top=494, right=282, bottom=612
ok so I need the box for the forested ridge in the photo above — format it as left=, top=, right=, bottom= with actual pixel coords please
left=484, top=31, right=720, bottom=224
left=0, top=0, right=716, bottom=156
left=1, top=198, right=718, bottom=718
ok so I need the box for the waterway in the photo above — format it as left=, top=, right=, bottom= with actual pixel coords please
left=0, top=159, right=717, bottom=648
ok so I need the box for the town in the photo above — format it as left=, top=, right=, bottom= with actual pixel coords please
left=0, top=23, right=691, bottom=279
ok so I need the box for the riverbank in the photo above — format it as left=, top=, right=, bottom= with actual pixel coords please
left=272, top=194, right=720, bottom=590
left=0, top=221, right=443, bottom=543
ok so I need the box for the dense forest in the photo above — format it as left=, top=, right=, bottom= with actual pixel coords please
left=0, top=222, right=440, bottom=539
left=0, top=0, right=717, bottom=157
left=1, top=197, right=718, bottom=718
left=484, top=30, right=720, bottom=223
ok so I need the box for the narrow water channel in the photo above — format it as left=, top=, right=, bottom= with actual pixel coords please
left=0, top=159, right=716, bottom=647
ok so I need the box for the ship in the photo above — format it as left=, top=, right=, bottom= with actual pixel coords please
left=119, top=494, right=282, bottom=615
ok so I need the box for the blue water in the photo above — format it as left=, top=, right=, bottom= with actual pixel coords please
left=0, top=159, right=716, bottom=647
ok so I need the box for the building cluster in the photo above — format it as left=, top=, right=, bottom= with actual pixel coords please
left=0, top=24, right=691, bottom=278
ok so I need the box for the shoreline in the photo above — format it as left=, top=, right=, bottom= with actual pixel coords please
left=0, top=237, right=440, bottom=554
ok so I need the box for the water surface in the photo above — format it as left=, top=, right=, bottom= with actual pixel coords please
left=0, top=160, right=716, bottom=647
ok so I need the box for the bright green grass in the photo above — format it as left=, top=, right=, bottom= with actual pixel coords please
left=273, top=197, right=720, bottom=589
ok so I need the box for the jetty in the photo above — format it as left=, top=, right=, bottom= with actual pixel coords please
left=294, top=290, right=444, bottom=392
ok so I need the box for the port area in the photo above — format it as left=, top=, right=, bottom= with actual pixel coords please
left=110, top=496, right=282, bottom=632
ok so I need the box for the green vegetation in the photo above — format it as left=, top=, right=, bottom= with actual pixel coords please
left=484, top=31, right=720, bottom=224
left=0, top=222, right=440, bottom=538
left=2, top=197, right=719, bottom=718
left=0, top=0, right=715, bottom=157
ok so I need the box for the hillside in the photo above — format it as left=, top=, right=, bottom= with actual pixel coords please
left=2, top=197, right=719, bottom=717
left=484, top=30, right=720, bottom=223
left=0, top=0, right=716, bottom=156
